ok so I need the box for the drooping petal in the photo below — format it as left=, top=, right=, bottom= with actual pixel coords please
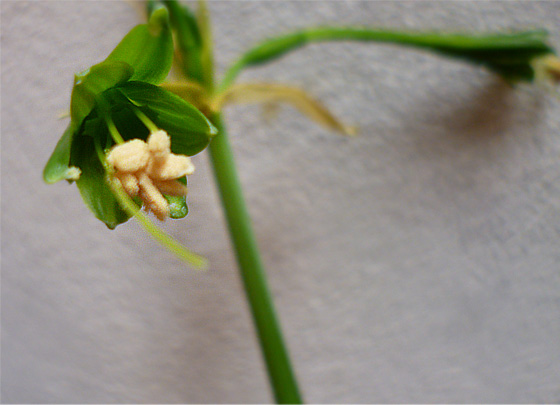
left=213, top=82, right=357, bottom=136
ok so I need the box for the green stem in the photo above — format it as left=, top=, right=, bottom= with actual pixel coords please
left=165, top=1, right=302, bottom=400
left=218, top=27, right=552, bottom=92
left=208, top=113, right=302, bottom=404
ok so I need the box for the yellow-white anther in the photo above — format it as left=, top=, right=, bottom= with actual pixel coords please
left=138, top=172, right=170, bottom=220
left=147, top=130, right=171, bottom=161
left=115, top=172, right=140, bottom=197
left=106, top=139, right=150, bottom=173
left=148, top=154, right=195, bottom=180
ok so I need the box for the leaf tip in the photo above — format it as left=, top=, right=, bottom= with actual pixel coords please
left=147, top=4, right=170, bottom=36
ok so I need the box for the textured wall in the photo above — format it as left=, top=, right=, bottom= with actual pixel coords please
left=2, top=1, right=560, bottom=403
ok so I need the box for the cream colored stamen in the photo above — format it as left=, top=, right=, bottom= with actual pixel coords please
left=137, top=172, right=170, bottom=220
left=106, top=130, right=194, bottom=220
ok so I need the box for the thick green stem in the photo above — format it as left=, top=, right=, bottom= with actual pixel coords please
left=208, top=113, right=302, bottom=404
left=164, top=1, right=302, bottom=400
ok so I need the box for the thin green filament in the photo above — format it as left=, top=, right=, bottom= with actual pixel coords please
left=109, top=176, right=208, bottom=270
left=104, top=113, right=125, bottom=145
left=132, top=106, right=160, bottom=133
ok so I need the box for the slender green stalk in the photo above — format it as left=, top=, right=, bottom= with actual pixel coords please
left=164, top=1, right=303, bottom=400
left=109, top=177, right=208, bottom=270
left=208, top=113, right=302, bottom=404
left=218, top=27, right=553, bottom=92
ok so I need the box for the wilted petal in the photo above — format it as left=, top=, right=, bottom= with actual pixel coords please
left=213, top=83, right=357, bottom=136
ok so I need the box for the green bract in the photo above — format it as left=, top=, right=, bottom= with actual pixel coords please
left=43, top=6, right=217, bottom=229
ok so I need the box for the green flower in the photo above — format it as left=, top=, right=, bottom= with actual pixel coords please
left=43, top=6, right=216, bottom=229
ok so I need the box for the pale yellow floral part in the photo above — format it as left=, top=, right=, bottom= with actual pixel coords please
left=532, top=54, right=560, bottom=91
left=211, top=82, right=358, bottom=136
left=106, top=130, right=193, bottom=221
left=65, top=166, right=82, bottom=181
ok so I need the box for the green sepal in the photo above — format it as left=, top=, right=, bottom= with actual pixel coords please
left=71, top=61, right=134, bottom=129
left=43, top=124, right=80, bottom=183
left=70, top=118, right=133, bottom=229
left=105, top=5, right=173, bottom=85
left=115, top=81, right=217, bottom=156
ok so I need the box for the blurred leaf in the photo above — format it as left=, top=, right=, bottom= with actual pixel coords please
left=220, top=27, right=555, bottom=91
left=196, top=0, right=214, bottom=90
left=213, top=83, right=357, bottom=136
left=116, top=81, right=217, bottom=156
left=165, top=0, right=203, bottom=82
left=106, top=5, right=173, bottom=84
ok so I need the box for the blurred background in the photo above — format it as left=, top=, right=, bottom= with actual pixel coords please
left=2, top=1, right=560, bottom=402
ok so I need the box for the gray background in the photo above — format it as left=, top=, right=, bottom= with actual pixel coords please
left=2, top=1, right=560, bottom=403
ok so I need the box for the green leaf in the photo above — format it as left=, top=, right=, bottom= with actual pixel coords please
left=70, top=125, right=132, bottom=229
left=220, top=27, right=555, bottom=91
left=196, top=0, right=214, bottom=90
left=71, top=61, right=134, bottom=129
left=43, top=124, right=82, bottom=183
left=116, top=81, right=217, bottom=156
left=105, top=5, right=173, bottom=84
